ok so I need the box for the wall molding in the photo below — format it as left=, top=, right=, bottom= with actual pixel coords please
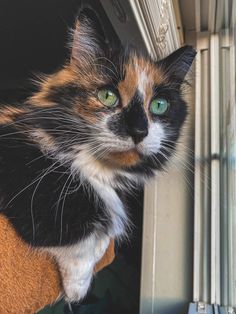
left=128, top=0, right=181, bottom=58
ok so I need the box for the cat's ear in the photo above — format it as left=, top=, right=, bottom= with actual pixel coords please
left=70, top=12, right=107, bottom=65
left=157, top=45, right=196, bottom=83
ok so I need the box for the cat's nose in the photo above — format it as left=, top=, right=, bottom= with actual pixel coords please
left=124, top=91, right=149, bottom=144
left=129, top=127, right=148, bottom=144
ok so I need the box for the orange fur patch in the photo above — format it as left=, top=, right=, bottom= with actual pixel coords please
left=118, top=63, right=139, bottom=106
left=0, top=107, right=26, bottom=124
left=29, top=67, right=78, bottom=107
left=105, top=149, right=140, bottom=167
left=73, top=97, right=105, bottom=124
left=118, top=55, right=166, bottom=117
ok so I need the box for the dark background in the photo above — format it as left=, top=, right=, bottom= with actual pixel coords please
left=0, top=0, right=118, bottom=100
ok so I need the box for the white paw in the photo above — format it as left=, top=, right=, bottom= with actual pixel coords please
left=48, top=234, right=111, bottom=304
left=64, top=274, right=92, bottom=303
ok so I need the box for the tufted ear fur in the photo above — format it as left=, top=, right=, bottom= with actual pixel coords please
left=157, top=45, right=196, bottom=84
left=71, top=12, right=107, bottom=66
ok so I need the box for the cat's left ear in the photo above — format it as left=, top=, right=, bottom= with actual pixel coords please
left=70, top=12, right=107, bottom=66
left=157, top=45, right=197, bottom=84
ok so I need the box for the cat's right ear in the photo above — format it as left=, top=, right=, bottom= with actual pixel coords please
left=157, top=45, right=196, bottom=84
left=70, top=12, right=107, bottom=66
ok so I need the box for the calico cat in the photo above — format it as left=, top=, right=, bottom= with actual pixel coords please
left=0, top=13, right=196, bottom=302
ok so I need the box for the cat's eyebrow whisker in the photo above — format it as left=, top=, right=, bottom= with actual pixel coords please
left=92, top=63, right=119, bottom=81
left=92, top=56, right=119, bottom=76
left=91, top=63, right=119, bottom=81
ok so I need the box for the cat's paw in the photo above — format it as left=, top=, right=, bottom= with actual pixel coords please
left=64, top=274, right=92, bottom=303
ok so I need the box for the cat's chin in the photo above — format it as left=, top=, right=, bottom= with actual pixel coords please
left=102, top=149, right=140, bottom=167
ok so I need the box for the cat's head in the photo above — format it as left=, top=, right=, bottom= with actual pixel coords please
left=28, top=14, right=196, bottom=181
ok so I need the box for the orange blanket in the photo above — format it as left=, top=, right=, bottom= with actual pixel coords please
left=0, top=215, right=115, bottom=314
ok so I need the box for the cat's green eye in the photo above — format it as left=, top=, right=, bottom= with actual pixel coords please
left=150, top=98, right=170, bottom=115
left=98, top=89, right=119, bottom=107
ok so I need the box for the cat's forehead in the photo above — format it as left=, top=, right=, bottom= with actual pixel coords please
left=118, top=55, right=165, bottom=106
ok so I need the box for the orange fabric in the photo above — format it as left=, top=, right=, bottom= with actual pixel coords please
left=0, top=215, right=115, bottom=314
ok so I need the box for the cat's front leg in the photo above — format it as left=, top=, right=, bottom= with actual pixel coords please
left=47, top=234, right=110, bottom=303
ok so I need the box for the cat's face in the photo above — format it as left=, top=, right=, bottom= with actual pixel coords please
left=28, top=15, right=196, bottom=179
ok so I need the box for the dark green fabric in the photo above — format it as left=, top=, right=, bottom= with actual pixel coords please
left=39, top=300, right=65, bottom=314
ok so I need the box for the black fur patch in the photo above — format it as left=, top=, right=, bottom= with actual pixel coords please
left=123, top=91, right=148, bottom=144
left=0, top=125, right=110, bottom=246
left=46, top=84, right=88, bottom=105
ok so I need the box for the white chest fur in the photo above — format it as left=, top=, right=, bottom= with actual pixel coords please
left=88, top=176, right=128, bottom=238
left=71, top=148, right=129, bottom=238
left=46, top=148, right=129, bottom=302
